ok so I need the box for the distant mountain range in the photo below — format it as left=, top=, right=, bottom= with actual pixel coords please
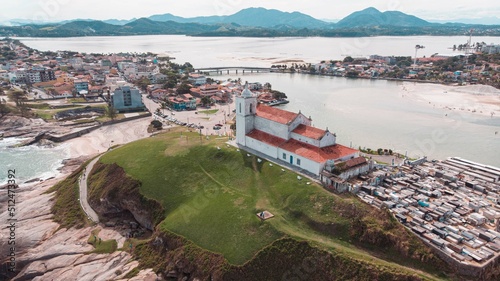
left=1, top=7, right=499, bottom=38
left=147, top=7, right=328, bottom=29
left=429, top=16, right=500, bottom=25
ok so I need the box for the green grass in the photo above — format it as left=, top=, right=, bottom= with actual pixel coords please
left=99, top=129, right=447, bottom=280
left=72, top=119, right=98, bottom=124
left=96, top=113, right=126, bottom=122
left=47, top=162, right=93, bottom=229
left=87, top=229, right=118, bottom=254
left=198, top=109, right=219, bottom=115
left=69, top=97, right=87, bottom=103
left=26, top=102, right=51, bottom=109
left=123, top=267, right=140, bottom=279
left=30, top=104, right=85, bottom=121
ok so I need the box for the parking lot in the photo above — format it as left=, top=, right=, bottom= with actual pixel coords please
left=145, top=95, right=235, bottom=137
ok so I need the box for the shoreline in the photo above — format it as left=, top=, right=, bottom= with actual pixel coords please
left=0, top=116, right=152, bottom=186
left=398, top=82, right=500, bottom=118
left=222, top=70, right=500, bottom=118
left=274, top=70, right=499, bottom=92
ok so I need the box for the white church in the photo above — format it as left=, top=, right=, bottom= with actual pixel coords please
left=236, top=84, right=370, bottom=178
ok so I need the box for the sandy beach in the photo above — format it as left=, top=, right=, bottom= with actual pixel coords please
left=64, top=117, right=152, bottom=158
left=400, top=82, right=500, bottom=118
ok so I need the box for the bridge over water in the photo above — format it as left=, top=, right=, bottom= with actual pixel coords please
left=195, top=66, right=272, bottom=74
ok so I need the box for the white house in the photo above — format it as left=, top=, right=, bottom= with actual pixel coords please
left=188, top=74, right=207, bottom=85
left=236, top=83, right=368, bottom=177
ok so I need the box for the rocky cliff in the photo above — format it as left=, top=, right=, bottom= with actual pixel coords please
left=87, top=162, right=164, bottom=231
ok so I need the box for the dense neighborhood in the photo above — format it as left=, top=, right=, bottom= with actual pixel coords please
left=278, top=43, right=500, bottom=89
left=0, top=39, right=292, bottom=123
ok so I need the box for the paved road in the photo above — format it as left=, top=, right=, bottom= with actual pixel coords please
left=79, top=156, right=101, bottom=223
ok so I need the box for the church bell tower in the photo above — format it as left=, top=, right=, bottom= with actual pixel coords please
left=236, top=82, right=257, bottom=146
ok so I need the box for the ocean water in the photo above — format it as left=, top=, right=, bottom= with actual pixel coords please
left=0, top=138, right=69, bottom=185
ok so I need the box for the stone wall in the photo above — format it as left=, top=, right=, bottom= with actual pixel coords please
left=46, top=113, right=151, bottom=142
left=420, top=237, right=500, bottom=280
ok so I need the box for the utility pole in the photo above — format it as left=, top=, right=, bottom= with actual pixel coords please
left=465, top=29, right=473, bottom=64
left=414, top=45, right=425, bottom=70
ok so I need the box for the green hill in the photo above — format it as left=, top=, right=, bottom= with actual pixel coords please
left=335, top=7, right=434, bottom=28
left=123, top=18, right=219, bottom=34
left=88, top=128, right=450, bottom=280
left=148, top=7, right=329, bottom=29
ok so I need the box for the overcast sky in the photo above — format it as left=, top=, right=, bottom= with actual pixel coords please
left=1, top=0, right=499, bottom=22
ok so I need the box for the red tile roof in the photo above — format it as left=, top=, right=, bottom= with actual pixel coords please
left=256, top=104, right=298, bottom=125
left=340, top=156, right=368, bottom=171
left=292, top=124, right=326, bottom=140
left=247, top=130, right=287, bottom=147
left=280, top=139, right=358, bottom=163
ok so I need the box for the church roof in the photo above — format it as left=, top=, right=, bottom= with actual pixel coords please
left=247, top=129, right=358, bottom=164
left=279, top=139, right=358, bottom=163
left=256, top=104, right=298, bottom=125
left=292, top=124, right=326, bottom=140
left=247, top=130, right=287, bottom=147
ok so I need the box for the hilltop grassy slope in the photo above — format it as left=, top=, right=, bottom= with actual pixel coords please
left=95, top=128, right=450, bottom=280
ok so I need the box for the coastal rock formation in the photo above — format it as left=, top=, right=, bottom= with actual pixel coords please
left=15, top=251, right=137, bottom=281
left=0, top=157, right=158, bottom=280
left=0, top=116, right=71, bottom=138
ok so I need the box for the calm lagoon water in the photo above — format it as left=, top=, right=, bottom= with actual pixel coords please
left=219, top=73, right=500, bottom=167
left=17, top=35, right=500, bottom=67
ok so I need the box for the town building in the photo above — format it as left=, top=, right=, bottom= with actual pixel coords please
left=56, top=73, right=74, bottom=84
left=483, top=44, right=500, bottom=55
left=236, top=83, right=369, bottom=177
left=73, top=78, right=89, bottom=94
left=69, top=57, right=83, bottom=70
left=188, top=73, right=207, bottom=85
left=167, top=94, right=197, bottom=111
left=9, top=67, right=55, bottom=84
left=111, top=86, right=146, bottom=113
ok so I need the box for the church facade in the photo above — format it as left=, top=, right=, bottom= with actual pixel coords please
left=236, top=85, right=368, bottom=177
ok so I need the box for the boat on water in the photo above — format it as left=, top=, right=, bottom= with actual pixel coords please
left=267, top=99, right=290, bottom=106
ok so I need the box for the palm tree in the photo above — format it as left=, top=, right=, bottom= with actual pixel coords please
left=106, top=105, right=118, bottom=120
left=161, top=102, right=167, bottom=115
left=201, top=96, right=212, bottom=107
left=8, top=91, right=26, bottom=107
